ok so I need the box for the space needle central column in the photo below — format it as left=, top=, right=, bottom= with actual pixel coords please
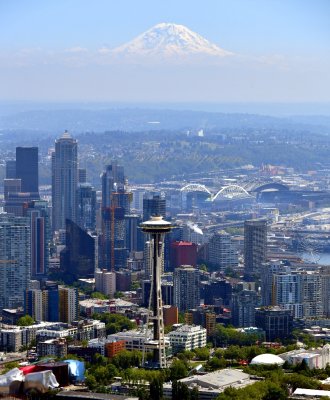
left=141, top=215, right=172, bottom=369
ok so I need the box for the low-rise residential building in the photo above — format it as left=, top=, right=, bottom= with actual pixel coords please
left=37, top=338, right=67, bottom=358
left=107, top=328, right=171, bottom=354
left=87, top=338, right=126, bottom=358
left=35, top=320, right=105, bottom=343
left=0, top=321, right=64, bottom=352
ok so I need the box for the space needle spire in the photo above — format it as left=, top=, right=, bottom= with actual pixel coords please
left=141, top=215, right=172, bottom=369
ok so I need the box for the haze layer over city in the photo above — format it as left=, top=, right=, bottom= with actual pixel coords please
left=0, top=1, right=330, bottom=400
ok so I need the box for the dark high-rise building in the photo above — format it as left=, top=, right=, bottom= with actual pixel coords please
left=4, top=149, right=39, bottom=217
left=52, top=131, right=78, bottom=232
left=77, top=183, right=96, bottom=231
left=244, top=219, right=267, bottom=278
left=142, top=280, right=174, bottom=307
left=16, top=147, right=39, bottom=193
left=60, top=219, right=97, bottom=283
left=204, top=279, right=232, bottom=306
left=6, top=160, right=16, bottom=179
left=231, top=290, right=258, bottom=328
left=125, top=214, right=144, bottom=253
left=255, top=307, right=293, bottom=341
left=24, top=200, right=50, bottom=279
left=78, top=168, right=87, bottom=184
left=143, top=194, right=166, bottom=221
left=101, top=162, right=130, bottom=270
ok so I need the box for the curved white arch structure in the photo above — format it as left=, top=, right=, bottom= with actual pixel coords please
left=180, top=184, right=212, bottom=195
left=212, top=185, right=253, bottom=201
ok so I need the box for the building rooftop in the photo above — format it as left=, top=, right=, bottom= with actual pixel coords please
left=56, top=391, right=138, bottom=400
left=169, top=324, right=206, bottom=334
left=293, top=388, right=330, bottom=397
left=179, top=368, right=250, bottom=389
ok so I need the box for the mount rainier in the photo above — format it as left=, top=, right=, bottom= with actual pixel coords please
left=109, top=23, right=232, bottom=59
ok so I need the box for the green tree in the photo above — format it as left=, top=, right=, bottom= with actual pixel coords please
left=170, top=359, right=188, bottom=381
left=149, top=377, right=163, bottom=400
left=206, top=356, right=226, bottom=371
left=193, top=347, right=210, bottom=361
left=263, top=382, right=287, bottom=400
left=91, top=291, right=108, bottom=300
left=17, top=315, right=35, bottom=326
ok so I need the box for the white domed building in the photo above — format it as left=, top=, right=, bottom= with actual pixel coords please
left=250, top=354, right=285, bottom=366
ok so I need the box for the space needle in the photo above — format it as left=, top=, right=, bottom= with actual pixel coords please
left=141, top=215, right=172, bottom=369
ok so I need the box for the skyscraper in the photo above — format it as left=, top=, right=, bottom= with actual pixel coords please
left=174, top=265, right=200, bottom=312
left=143, top=194, right=166, bottom=221
left=24, top=200, right=50, bottom=278
left=51, top=131, right=78, bottom=232
left=5, top=160, right=16, bottom=179
left=58, top=287, right=78, bottom=324
left=0, top=214, right=31, bottom=310
left=207, top=231, right=238, bottom=271
left=60, top=219, right=97, bottom=283
left=16, top=147, right=39, bottom=193
left=101, top=161, right=130, bottom=270
left=77, top=183, right=96, bottom=231
left=170, top=241, right=197, bottom=269
left=231, top=290, right=257, bottom=327
left=244, top=219, right=267, bottom=278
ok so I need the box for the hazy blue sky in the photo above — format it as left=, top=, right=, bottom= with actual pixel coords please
left=1, top=0, right=330, bottom=103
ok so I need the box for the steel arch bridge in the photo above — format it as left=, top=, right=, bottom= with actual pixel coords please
left=180, top=184, right=212, bottom=195
left=211, top=185, right=254, bottom=202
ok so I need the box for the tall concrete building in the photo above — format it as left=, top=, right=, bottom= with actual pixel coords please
left=51, top=131, right=78, bottom=232
left=208, top=231, right=238, bottom=271
left=244, top=219, right=267, bottom=278
left=231, top=290, right=257, bottom=327
left=261, top=262, right=323, bottom=319
left=95, top=269, right=116, bottom=297
left=0, top=214, right=31, bottom=310
left=174, top=265, right=200, bottom=312
left=58, top=287, right=78, bottom=324
left=16, top=147, right=39, bottom=194
left=170, top=241, right=197, bottom=269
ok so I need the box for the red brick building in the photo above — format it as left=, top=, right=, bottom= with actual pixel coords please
left=170, top=241, right=197, bottom=269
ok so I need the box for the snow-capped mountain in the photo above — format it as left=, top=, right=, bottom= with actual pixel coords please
left=110, top=23, right=232, bottom=58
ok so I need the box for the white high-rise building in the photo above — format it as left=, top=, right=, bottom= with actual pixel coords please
left=0, top=214, right=31, bottom=310
left=208, top=230, right=238, bottom=271
left=95, top=269, right=116, bottom=297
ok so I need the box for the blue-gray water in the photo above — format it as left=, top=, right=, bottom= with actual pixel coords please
left=302, top=252, right=330, bottom=265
